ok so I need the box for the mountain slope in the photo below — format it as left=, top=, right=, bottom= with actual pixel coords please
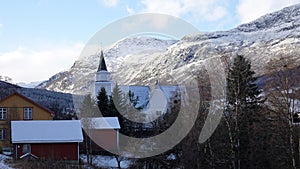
left=38, top=3, right=300, bottom=94
left=36, top=37, right=177, bottom=94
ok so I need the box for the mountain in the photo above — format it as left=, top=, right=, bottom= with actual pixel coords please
left=38, top=4, right=300, bottom=94
left=36, top=37, right=177, bottom=94
left=17, top=81, right=43, bottom=88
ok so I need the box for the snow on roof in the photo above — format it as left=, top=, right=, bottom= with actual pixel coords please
left=81, top=117, right=120, bottom=129
left=160, top=85, right=180, bottom=101
left=119, top=85, right=150, bottom=108
left=11, top=120, right=83, bottom=143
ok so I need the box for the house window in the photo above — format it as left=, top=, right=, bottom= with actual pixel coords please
left=0, top=108, right=7, bottom=120
left=293, top=112, right=300, bottom=123
left=24, top=108, right=32, bottom=120
left=22, top=144, right=31, bottom=154
left=0, top=129, right=6, bottom=140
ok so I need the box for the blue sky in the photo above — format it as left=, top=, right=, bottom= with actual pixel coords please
left=1, top=0, right=300, bottom=83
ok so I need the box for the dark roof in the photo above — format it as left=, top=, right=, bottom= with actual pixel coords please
left=97, top=51, right=107, bottom=71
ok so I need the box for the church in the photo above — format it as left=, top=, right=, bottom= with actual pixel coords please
left=94, top=51, right=180, bottom=121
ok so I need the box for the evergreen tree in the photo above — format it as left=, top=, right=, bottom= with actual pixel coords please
left=128, top=90, right=139, bottom=108
left=225, top=55, right=263, bottom=169
left=109, top=83, right=126, bottom=117
left=80, top=94, right=98, bottom=117
left=109, top=84, right=129, bottom=135
left=109, top=84, right=143, bottom=135
left=97, top=87, right=109, bottom=117
left=227, top=55, right=261, bottom=108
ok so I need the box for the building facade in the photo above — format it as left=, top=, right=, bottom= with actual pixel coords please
left=81, top=117, right=120, bottom=152
left=11, top=120, right=83, bottom=162
left=0, top=92, right=53, bottom=148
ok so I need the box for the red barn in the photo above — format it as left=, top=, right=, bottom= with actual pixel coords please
left=11, top=120, right=83, bottom=162
left=81, top=117, right=120, bottom=151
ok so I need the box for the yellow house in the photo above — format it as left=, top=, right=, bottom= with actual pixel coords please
left=0, top=92, right=53, bottom=148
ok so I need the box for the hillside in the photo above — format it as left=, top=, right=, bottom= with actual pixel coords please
left=0, top=81, right=74, bottom=117
left=37, top=4, right=300, bottom=95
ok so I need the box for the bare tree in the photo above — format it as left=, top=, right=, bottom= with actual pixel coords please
left=79, top=95, right=98, bottom=165
left=264, top=55, right=300, bottom=169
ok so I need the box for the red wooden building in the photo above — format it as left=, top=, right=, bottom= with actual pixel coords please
left=81, top=117, right=120, bottom=151
left=11, top=120, right=83, bottom=162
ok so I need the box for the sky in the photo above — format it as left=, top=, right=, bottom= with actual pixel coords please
left=0, top=0, right=300, bottom=83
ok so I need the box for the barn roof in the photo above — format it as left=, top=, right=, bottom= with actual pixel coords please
left=81, top=117, right=120, bottom=129
left=11, top=120, right=83, bottom=143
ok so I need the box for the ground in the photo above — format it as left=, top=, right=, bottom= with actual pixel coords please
left=80, top=154, right=131, bottom=168
left=0, top=154, right=14, bottom=169
left=0, top=154, right=132, bottom=169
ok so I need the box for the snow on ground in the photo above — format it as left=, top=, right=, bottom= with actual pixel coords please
left=80, top=155, right=131, bottom=169
left=0, top=154, right=14, bottom=169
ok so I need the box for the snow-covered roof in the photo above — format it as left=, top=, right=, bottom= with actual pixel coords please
left=81, top=117, right=120, bottom=129
left=119, top=85, right=150, bottom=108
left=160, top=85, right=180, bottom=101
left=11, top=120, right=83, bottom=143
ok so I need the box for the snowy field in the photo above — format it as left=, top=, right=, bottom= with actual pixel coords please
left=80, top=155, right=131, bottom=169
left=0, top=154, right=133, bottom=169
left=0, top=154, right=14, bottom=169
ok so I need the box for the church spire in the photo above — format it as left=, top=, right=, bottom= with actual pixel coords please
left=97, top=50, right=107, bottom=71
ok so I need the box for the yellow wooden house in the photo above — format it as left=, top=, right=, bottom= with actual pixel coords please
left=0, top=92, right=53, bottom=148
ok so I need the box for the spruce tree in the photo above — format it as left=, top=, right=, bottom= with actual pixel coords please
left=97, top=87, right=109, bottom=117
left=227, top=55, right=261, bottom=108
left=80, top=94, right=98, bottom=117
left=109, top=84, right=142, bottom=135
left=109, top=83, right=126, bottom=117
left=226, top=55, right=263, bottom=169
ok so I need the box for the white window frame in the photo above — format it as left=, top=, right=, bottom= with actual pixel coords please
left=24, top=108, right=33, bottom=120
left=22, top=144, right=31, bottom=154
left=0, top=129, right=6, bottom=140
left=0, top=108, right=7, bottom=120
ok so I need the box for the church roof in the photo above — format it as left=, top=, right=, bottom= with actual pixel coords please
left=97, top=51, right=107, bottom=71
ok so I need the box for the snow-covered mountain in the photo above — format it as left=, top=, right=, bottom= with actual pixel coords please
left=38, top=4, right=300, bottom=94
left=36, top=37, right=177, bottom=94
left=17, top=81, right=43, bottom=88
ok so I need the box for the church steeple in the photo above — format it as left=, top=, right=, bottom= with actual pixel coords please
left=97, top=51, right=107, bottom=71
left=94, top=50, right=112, bottom=97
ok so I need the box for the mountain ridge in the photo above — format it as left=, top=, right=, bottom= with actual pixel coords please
left=37, top=3, right=300, bottom=94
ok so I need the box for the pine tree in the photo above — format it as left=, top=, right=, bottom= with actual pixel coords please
left=80, top=94, right=98, bottom=117
left=109, top=84, right=143, bottom=135
left=97, top=87, right=109, bottom=117
left=128, top=90, right=139, bottom=108
left=225, top=55, right=263, bottom=169
left=109, top=83, right=125, bottom=117
left=226, top=55, right=261, bottom=108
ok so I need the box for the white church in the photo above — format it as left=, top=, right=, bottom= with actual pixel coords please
left=94, top=51, right=180, bottom=122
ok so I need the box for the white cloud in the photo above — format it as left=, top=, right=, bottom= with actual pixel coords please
left=205, top=6, right=228, bottom=21
left=0, top=42, right=84, bottom=83
left=122, top=14, right=171, bottom=31
left=237, top=0, right=300, bottom=23
left=126, top=5, right=135, bottom=15
left=136, top=0, right=229, bottom=22
left=101, top=0, right=119, bottom=7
